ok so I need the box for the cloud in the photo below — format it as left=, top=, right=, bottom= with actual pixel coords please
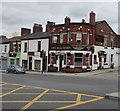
left=0, top=2, right=118, bottom=37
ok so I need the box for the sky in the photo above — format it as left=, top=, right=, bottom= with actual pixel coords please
left=0, top=1, right=119, bottom=38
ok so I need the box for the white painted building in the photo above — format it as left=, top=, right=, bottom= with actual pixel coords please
left=0, top=36, right=9, bottom=70
left=20, top=32, right=49, bottom=71
left=92, top=46, right=120, bottom=70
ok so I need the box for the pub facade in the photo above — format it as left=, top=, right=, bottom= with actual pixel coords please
left=47, top=11, right=120, bottom=72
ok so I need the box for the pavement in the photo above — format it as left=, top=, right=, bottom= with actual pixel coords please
left=1, top=67, right=120, bottom=101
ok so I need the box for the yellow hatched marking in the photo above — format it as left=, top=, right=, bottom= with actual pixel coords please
left=1, top=88, right=18, bottom=89
left=0, top=86, right=26, bottom=97
left=49, top=97, right=104, bottom=111
left=0, top=101, right=75, bottom=103
left=19, top=89, right=49, bottom=111
left=76, top=94, right=81, bottom=103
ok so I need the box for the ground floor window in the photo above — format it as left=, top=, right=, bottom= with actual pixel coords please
left=75, top=53, right=83, bottom=67
left=86, top=53, right=90, bottom=67
left=94, top=55, right=97, bottom=64
left=10, top=59, right=14, bottom=65
left=22, top=60, right=27, bottom=69
left=67, top=53, right=71, bottom=65
left=16, top=58, right=20, bottom=65
left=0, top=60, right=1, bottom=69
left=34, top=60, right=41, bottom=70
left=111, top=54, right=114, bottom=63
left=104, top=54, right=107, bottom=63
left=51, top=53, right=55, bottom=65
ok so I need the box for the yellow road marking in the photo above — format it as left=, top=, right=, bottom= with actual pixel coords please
left=76, top=94, right=81, bottom=103
left=0, top=101, right=75, bottom=103
left=49, top=97, right=104, bottom=111
left=0, top=86, right=26, bottom=97
left=19, top=89, right=49, bottom=111
left=1, top=92, right=74, bottom=95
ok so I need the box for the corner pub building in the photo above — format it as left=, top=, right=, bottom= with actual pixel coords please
left=47, top=11, right=120, bottom=72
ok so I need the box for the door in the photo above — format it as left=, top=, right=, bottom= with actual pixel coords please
left=29, top=57, right=32, bottom=70
left=99, top=57, right=102, bottom=69
left=59, top=55, right=63, bottom=71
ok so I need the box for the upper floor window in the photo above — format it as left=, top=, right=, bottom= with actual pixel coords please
left=24, top=43, right=27, bottom=52
left=18, top=44, right=21, bottom=52
left=4, top=45, right=7, bottom=52
left=52, top=35, right=58, bottom=43
left=111, top=37, right=114, bottom=48
left=86, top=32, right=90, bottom=45
left=67, top=32, right=71, bottom=44
left=38, top=41, right=41, bottom=52
left=13, top=44, right=16, bottom=52
left=104, top=35, right=108, bottom=47
left=76, top=31, right=82, bottom=44
left=60, top=33, right=63, bottom=44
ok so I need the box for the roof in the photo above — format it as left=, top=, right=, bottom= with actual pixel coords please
left=0, top=36, right=9, bottom=44
left=95, top=20, right=117, bottom=35
left=8, top=36, right=21, bottom=42
left=21, top=32, right=50, bottom=40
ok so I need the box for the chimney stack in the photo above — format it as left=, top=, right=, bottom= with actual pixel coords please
left=21, top=28, right=31, bottom=36
left=65, top=16, right=71, bottom=25
left=46, top=21, right=55, bottom=32
left=33, top=24, right=43, bottom=33
left=89, top=11, right=95, bottom=25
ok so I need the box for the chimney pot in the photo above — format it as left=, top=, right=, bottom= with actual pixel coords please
left=21, top=28, right=31, bottom=36
left=89, top=11, right=96, bottom=25
left=33, top=23, right=43, bottom=33
left=65, top=16, right=71, bottom=25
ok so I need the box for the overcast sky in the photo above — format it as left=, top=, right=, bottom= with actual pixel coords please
left=1, top=1, right=119, bottom=38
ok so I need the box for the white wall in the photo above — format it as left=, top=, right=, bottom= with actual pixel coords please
left=92, top=46, right=119, bottom=70
left=20, top=39, right=49, bottom=71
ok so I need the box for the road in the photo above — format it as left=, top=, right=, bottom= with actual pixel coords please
left=1, top=72, right=119, bottom=110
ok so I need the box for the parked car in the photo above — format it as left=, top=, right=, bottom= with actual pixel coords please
left=6, top=65, right=26, bottom=74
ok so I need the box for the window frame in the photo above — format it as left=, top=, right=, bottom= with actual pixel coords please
left=74, top=53, right=83, bottom=67
left=76, top=31, right=82, bottom=44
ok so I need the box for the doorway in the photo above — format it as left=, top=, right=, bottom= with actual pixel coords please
left=59, top=55, right=63, bottom=71
left=29, top=57, right=32, bottom=70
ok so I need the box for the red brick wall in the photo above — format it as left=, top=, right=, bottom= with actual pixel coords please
left=95, top=21, right=117, bottom=48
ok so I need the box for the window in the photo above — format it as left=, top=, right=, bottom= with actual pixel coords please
left=34, top=60, right=41, bottom=70
left=76, top=31, right=82, bottom=44
left=94, top=55, right=97, bottom=64
left=17, top=44, right=20, bottom=52
left=10, top=59, right=14, bottom=65
left=51, top=53, right=55, bottom=65
left=24, top=43, right=27, bottom=52
left=104, top=54, right=107, bottom=63
left=86, top=32, right=90, bottom=45
left=86, top=53, right=90, bottom=67
left=60, top=33, right=63, bottom=44
left=75, top=53, right=83, bottom=67
left=111, top=54, right=114, bottom=63
left=67, top=32, right=71, bottom=43
left=38, top=41, right=41, bottom=51
left=52, top=35, right=58, bottom=43
left=67, top=53, right=71, bottom=65
left=13, top=44, right=16, bottom=52
left=4, top=45, right=7, bottom=52
left=111, top=37, right=114, bottom=48
left=104, top=35, right=108, bottom=47
left=16, top=58, right=19, bottom=65
left=22, top=60, right=27, bottom=69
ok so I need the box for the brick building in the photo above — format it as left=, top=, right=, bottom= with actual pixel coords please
left=47, top=11, right=120, bottom=72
